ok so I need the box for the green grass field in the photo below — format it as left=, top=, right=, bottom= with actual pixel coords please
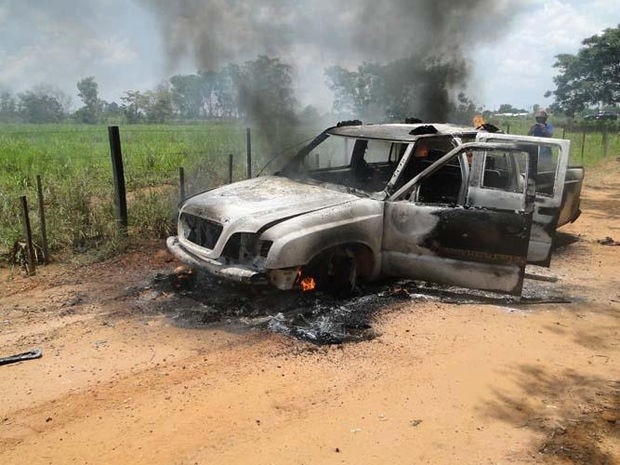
left=492, top=117, right=620, bottom=165
left=0, top=122, right=320, bottom=262
left=1, top=120, right=618, bottom=265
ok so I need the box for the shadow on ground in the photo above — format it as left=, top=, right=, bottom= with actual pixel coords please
left=482, top=364, right=619, bottom=464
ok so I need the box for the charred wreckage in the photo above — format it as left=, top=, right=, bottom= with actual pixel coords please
left=167, top=121, right=584, bottom=296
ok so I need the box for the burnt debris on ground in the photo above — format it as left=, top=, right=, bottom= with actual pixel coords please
left=132, top=269, right=575, bottom=345
left=147, top=270, right=388, bottom=344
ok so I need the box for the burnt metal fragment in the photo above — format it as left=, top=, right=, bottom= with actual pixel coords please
left=0, top=348, right=42, bottom=366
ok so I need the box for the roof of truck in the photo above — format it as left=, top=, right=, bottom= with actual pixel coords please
left=326, top=123, right=479, bottom=141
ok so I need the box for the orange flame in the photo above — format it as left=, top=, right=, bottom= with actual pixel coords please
left=300, top=276, right=316, bottom=292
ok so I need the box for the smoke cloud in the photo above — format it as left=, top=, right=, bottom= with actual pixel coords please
left=140, top=0, right=524, bottom=119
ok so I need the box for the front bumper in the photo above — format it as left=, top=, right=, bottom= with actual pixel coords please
left=166, top=236, right=268, bottom=284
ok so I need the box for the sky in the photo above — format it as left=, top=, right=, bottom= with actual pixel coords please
left=0, top=0, right=618, bottom=114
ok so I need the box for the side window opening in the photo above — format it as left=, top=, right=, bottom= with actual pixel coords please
left=350, top=139, right=405, bottom=191
left=483, top=138, right=560, bottom=197
left=535, top=145, right=559, bottom=196
left=305, top=134, right=353, bottom=170
left=479, top=149, right=529, bottom=193
left=509, top=145, right=559, bottom=196
left=481, top=151, right=515, bottom=191
left=389, top=142, right=409, bottom=164
left=415, top=153, right=464, bottom=205
left=393, top=136, right=456, bottom=193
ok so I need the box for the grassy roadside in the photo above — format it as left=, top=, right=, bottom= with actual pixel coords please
left=1, top=120, right=618, bottom=266
left=0, top=123, right=245, bottom=259
left=0, top=122, right=319, bottom=264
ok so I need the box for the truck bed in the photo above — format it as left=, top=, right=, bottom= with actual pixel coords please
left=557, top=166, right=584, bottom=227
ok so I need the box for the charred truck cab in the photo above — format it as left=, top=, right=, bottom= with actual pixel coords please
left=167, top=122, right=583, bottom=296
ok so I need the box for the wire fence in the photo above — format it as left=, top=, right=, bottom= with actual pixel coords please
left=1, top=120, right=618, bottom=269
left=0, top=122, right=320, bottom=265
left=494, top=119, right=620, bottom=165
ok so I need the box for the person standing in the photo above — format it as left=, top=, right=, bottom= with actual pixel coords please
left=528, top=109, right=554, bottom=137
left=528, top=109, right=554, bottom=169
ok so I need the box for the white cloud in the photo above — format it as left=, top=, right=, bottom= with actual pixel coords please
left=472, top=0, right=620, bottom=110
left=0, top=6, right=8, bottom=25
left=0, top=0, right=618, bottom=112
left=0, top=1, right=163, bottom=105
left=80, top=37, right=139, bottom=66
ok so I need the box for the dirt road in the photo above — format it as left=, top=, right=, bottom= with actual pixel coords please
left=1, top=159, right=618, bottom=465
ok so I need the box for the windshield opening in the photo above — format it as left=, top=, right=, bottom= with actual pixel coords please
left=283, top=134, right=408, bottom=193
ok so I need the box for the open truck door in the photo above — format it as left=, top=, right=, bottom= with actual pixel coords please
left=383, top=142, right=536, bottom=295
left=476, top=132, right=571, bottom=266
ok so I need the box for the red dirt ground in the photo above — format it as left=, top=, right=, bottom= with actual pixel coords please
left=1, top=158, right=618, bottom=465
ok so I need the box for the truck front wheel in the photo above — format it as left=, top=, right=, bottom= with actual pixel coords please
left=302, top=245, right=372, bottom=297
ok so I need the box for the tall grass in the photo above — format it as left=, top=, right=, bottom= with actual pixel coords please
left=0, top=119, right=617, bottom=264
left=489, top=116, right=620, bottom=165
left=0, top=122, right=319, bottom=262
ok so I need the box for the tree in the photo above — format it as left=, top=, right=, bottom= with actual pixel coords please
left=213, top=64, right=240, bottom=119
left=325, top=65, right=359, bottom=118
left=76, top=76, right=102, bottom=123
left=497, top=104, right=515, bottom=113
left=101, top=101, right=123, bottom=123
left=170, top=74, right=206, bottom=119
left=551, top=25, right=620, bottom=116
left=0, top=92, right=18, bottom=122
left=452, top=92, right=481, bottom=124
left=143, top=86, right=174, bottom=123
left=18, top=91, right=65, bottom=123
left=495, top=104, right=528, bottom=114
left=298, top=105, right=321, bottom=122
left=325, top=55, right=473, bottom=122
left=120, top=87, right=174, bottom=124
left=235, top=56, right=297, bottom=124
left=120, top=90, right=145, bottom=123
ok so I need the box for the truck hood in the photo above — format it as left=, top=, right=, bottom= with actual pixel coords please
left=181, top=176, right=361, bottom=232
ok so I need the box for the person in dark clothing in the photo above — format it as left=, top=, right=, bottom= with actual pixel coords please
left=528, top=109, right=554, bottom=137
left=528, top=109, right=554, bottom=169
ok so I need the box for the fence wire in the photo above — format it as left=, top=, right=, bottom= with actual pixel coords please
left=0, top=121, right=617, bottom=262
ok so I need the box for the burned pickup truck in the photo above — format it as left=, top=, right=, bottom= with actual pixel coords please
left=167, top=122, right=583, bottom=296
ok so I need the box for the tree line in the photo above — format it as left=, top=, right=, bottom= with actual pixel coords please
left=0, top=56, right=301, bottom=125
left=1, top=25, right=617, bottom=125
left=0, top=53, right=479, bottom=125
left=549, top=24, right=619, bottom=116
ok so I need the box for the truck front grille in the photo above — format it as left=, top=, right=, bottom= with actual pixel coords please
left=181, top=213, right=223, bottom=250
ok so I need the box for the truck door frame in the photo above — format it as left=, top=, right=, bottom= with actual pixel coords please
left=476, top=133, right=570, bottom=266
left=383, top=143, right=536, bottom=295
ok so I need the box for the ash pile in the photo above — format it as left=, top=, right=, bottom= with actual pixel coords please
left=147, top=268, right=397, bottom=344
left=140, top=265, right=573, bottom=345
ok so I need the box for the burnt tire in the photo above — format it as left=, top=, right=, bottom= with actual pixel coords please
left=307, top=247, right=357, bottom=297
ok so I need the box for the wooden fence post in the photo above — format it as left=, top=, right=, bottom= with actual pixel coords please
left=36, top=175, right=49, bottom=264
left=179, top=167, right=186, bottom=202
left=228, top=154, right=234, bottom=184
left=108, top=126, right=128, bottom=236
left=19, top=196, right=36, bottom=276
left=246, top=128, right=252, bottom=179
left=580, top=130, right=586, bottom=163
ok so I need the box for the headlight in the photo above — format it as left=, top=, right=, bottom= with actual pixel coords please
left=222, top=233, right=272, bottom=261
left=258, top=240, right=273, bottom=257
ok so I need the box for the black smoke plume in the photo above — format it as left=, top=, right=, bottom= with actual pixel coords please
left=140, top=0, right=523, bottom=121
